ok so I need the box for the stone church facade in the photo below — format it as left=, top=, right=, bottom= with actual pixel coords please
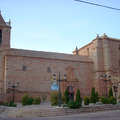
left=0, top=13, right=120, bottom=103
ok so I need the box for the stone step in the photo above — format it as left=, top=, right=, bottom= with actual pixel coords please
left=1, top=104, right=120, bottom=117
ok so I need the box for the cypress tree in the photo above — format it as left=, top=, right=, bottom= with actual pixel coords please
left=64, top=89, right=69, bottom=104
left=90, top=87, right=96, bottom=103
left=95, top=92, right=99, bottom=102
left=109, top=88, right=113, bottom=98
left=76, top=89, right=82, bottom=104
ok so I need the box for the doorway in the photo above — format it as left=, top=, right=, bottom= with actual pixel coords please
left=69, top=92, right=74, bottom=101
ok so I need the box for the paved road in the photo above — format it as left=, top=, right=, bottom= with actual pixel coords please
left=0, top=110, right=120, bottom=120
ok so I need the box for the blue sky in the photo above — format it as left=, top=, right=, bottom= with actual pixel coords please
left=0, top=0, right=120, bottom=54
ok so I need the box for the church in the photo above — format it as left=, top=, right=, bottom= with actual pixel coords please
left=0, top=13, right=120, bottom=103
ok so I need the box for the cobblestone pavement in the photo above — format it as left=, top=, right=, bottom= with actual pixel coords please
left=0, top=110, right=120, bottom=120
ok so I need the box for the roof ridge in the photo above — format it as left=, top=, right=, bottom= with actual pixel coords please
left=9, top=48, right=92, bottom=62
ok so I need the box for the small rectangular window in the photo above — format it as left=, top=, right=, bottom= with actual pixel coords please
left=47, top=67, right=50, bottom=73
left=22, top=66, right=26, bottom=71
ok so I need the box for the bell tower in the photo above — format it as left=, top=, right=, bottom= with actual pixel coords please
left=0, top=12, right=11, bottom=50
left=0, top=12, right=11, bottom=103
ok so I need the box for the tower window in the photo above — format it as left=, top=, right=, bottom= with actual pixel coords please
left=0, top=29, right=2, bottom=44
left=47, top=67, right=50, bottom=73
left=22, top=66, right=26, bottom=71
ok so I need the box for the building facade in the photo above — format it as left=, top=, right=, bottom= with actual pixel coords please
left=0, top=13, right=120, bottom=103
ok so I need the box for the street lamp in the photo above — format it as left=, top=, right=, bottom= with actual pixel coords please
left=53, top=72, right=67, bottom=107
left=8, top=81, right=19, bottom=102
left=100, top=74, right=111, bottom=98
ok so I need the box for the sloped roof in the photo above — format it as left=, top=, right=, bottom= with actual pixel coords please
left=6, top=48, right=92, bottom=62
left=0, top=13, right=6, bottom=26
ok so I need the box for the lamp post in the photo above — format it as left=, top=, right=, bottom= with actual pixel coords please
left=53, top=72, right=67, bottom=107
left=100, top=74, right=111, bottom=98
left=8, top=81, right=19, bottom=102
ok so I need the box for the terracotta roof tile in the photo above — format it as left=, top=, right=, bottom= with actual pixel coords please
left=6, top=48, right=92, bottom=62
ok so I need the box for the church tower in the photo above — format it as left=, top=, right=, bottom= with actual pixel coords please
left=0, top=12, right=11, bottom=50
left=0, top=12, right=11, bottom=103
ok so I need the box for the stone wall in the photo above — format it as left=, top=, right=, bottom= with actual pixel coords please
left=4, top=55, right=93, bottom=102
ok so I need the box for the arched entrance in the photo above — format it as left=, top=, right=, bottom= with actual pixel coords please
left=67, top=86, right=74, bottom=101
left=65, top=81, right=78, bottom=101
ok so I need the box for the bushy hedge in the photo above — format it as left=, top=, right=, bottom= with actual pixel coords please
left=50, top=91, right=65, bottom=106
left=84, top=96, right=90, bottom=105
left=101, top=96, right=108, bottom=104
left=67, top=100, right=81, bottom=109
left=3, top=101, right=17, bottom=107
left=21, top=94, right=41, bottom=106
left=101, top=96, right=117, bottom=104
left=21, top=94, right=30, bottom=106
left=33, top=97, right=41, bottom=105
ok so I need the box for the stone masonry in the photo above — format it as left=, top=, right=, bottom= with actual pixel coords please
left=0, top=13, right=120, bottom=103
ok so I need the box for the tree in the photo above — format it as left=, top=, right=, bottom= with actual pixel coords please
left=109, top=88, right=113, bottom=98
left=64, top=89, right=69, bottom=104
left=95, top=92, right=99, bottom=102
left=76, top=89, right=82, bottom=104
left=84, top=96, right=90, bottom=105
left=50, top=91, right=59, bottom=106
left=50, top=91, right=65, bottom=106
left=90, top=87, right=96, bottom=103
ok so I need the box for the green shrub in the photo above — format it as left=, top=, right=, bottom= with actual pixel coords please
left=76, top=89, right=82, bottom=104
left=9, top=101, right=14, bottom=106
left=61, top=94, right=65, bottom=104
left=41, top=92, right=47, bottom=102
left=108, top=97, right=117, bottom=104
left=101, top=96, right=117, bottom=104
left=109, top=88, right=113, bottom=98
left=95, top=92, right=99, bottom=102
left=90, top=87, right=96, bottom=103
left=64, top=89, right=69, bottom=104
left=33, top=97, right=41, bottom=105
left=50, top=91, right=65, bottom=106
left=9, top=101, right=17, bottom=107
left=101, top=96, right=108, bottom=104
left=21, top=94, right=30, bottom=106
left=21, top=94, right=41, bottom=106
left=28, top=97, right=34, bottom=105
left=50, top=91, right=59, bottom=106
left=84, top=96, right=90, bottom=105
left=68, top=100, right=81, bottom=109
left=3, top=101, right=17, bottom=107
left=3, top=102, right=9, bottom=106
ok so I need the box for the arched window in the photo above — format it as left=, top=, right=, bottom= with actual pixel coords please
left=0, top=29, right=2, bottom=44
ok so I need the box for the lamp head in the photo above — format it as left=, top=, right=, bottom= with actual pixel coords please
left=100, top=75, right=103, bottom=80
left=64, top=74, right=67, bottom=80
left=104, top=74, right=107, bottom=77
left=108, top=76, right=111, bottom=80
left=53, top=74, right=56, bottom=79
left=17, top=82, right=20, bottom=86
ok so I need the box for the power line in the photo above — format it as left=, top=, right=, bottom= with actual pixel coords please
left=75, top=0, right=120, bottom=11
